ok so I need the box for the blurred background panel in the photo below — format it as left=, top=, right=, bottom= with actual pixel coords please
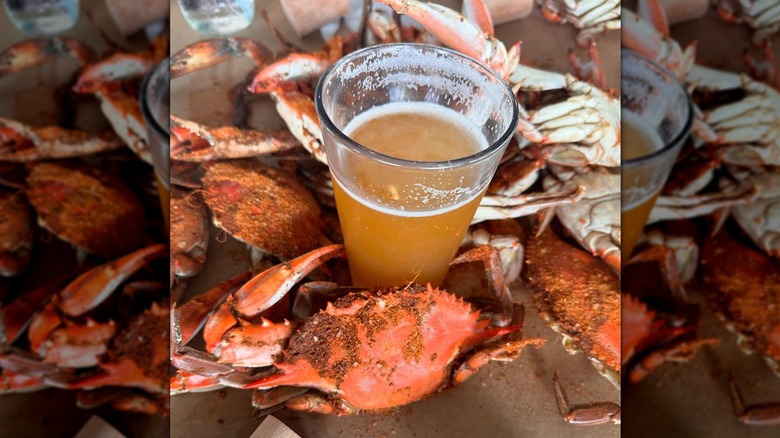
left=0, top=0, right=170, bottom=436
left=622, top=0, right=780, bottom=436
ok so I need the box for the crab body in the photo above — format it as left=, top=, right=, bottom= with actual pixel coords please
left=248, top=284, right=523, bottom=413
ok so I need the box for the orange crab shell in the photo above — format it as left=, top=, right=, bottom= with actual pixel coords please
left=525, top=226, right=621, bottom=372
left=246, top=284, right=519, bottom=412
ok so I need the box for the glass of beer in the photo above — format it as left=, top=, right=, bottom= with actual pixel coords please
left=315, top=44, right=518, bottom=288
left=140, top=57, right=170, bottom=231
left=622, top=50, right=693, bottom=257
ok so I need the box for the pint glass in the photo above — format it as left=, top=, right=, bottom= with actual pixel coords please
left=622, top=50, right=693, bottom=257
left=316, top=44, right=518, bottom=288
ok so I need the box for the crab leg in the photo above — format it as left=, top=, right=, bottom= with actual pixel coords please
left=201, top=245, right=345, bottom=361
left=269, top=89, right=328, bottom=164
left=170, top=37, right=271, bottom=79
left=376, top=0, right=511, bottom=77
left=170, top=370, right=225, bottom=395
left=248, top=37, right=344, bottom=94
left=1, top=277, right=69, bottom=344
left=461, top=0, right=494, bottom=35
left=553, top=372, right=620, bottom=426
left=729, top=374, right=780, bottom=426
left=170, top=115, right=300, bottom=161
left=0, top=369, right=48, bottom=394
left=0, top=117, right=123, bottom=161
left=0, top=37, right=97, bottom=77
left=648, top=184, right=759, bottom=224
left=72, top=53, right=155, bottom=93
left=173, top=272, right=251, bottom=347
left=474, top=185, right=585, bottom=223
left=453, top=337, right=544, bottom=385
left=55, top=244, right=168, bottom=317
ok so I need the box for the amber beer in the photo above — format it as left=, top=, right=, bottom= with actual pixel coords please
left=621, top=111, right=665, bottom=257
left=335, top=103, right=488, bottom=287
left=156, top=178, right=170, bottom=232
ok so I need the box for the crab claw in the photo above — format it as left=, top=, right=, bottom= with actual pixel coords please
left=230, top=244, right=345, bottom=318
left=170, top=37, right=271, bottom=79
left=171, top=370, right=224, bottom=395
left=73, top=53, right=155, bottom=93
left=56, top=244, right=168, bottom=317
left=201, top=244, right=345, bottom=354
left=0, top=37, right=97, bottom=77
left=376, top=0, right=510, bottom=77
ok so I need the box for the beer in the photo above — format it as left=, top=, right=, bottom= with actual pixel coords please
left=622, top=111, right=665, bottom=256
left=156, top=177, right=170, bottom=232
left=335, top=102, right=488, bottom=287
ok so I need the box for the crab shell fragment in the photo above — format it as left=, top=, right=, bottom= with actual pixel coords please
left=246, top=284, right=541, bottom=414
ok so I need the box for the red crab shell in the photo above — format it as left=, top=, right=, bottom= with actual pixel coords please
left=247, top=284, right=521, bottom=412
left=701, top=227, right=780, bottom=366
left=25, top=162, right=146, bottom=259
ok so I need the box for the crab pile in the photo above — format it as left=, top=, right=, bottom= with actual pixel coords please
left=168, top=0, right=621, bottom=426
left=623, top=0, right=780, bottom=426
left=0, top=31, right=170, bottom=415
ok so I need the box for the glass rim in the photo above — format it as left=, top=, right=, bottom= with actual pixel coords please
left=140, top=57, right=170, bottom=138
left=621, top=49, right=693, bottom=170
left=314, top=43, right=519, bottom=171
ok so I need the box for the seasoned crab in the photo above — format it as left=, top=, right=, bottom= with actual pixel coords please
left=700, top=225, right=780, bottom=376
left=171, top=244, right=544, bottom=415
left=525, top=225, right=620, bottom=383
left=201, top=160, right=326, bottom=261
left=25, top=161, right=147, bottom=259
left=68, top=301, right=169, bottom=398
left=1, top=244, right=167, bottom=405
left=0, top=190, right=34, bottom=277
left=523, top=224, right=620, bottom=425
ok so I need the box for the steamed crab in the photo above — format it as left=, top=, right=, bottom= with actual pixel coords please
left=171, top=244, right=544, bottom=414
left=24, top=161, right=148, bottom=260
left=524, top=223, right=620, bottom=425
left=1, top=244, right=169, bottom=414
left=0, top=35, right=163, bottom=163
